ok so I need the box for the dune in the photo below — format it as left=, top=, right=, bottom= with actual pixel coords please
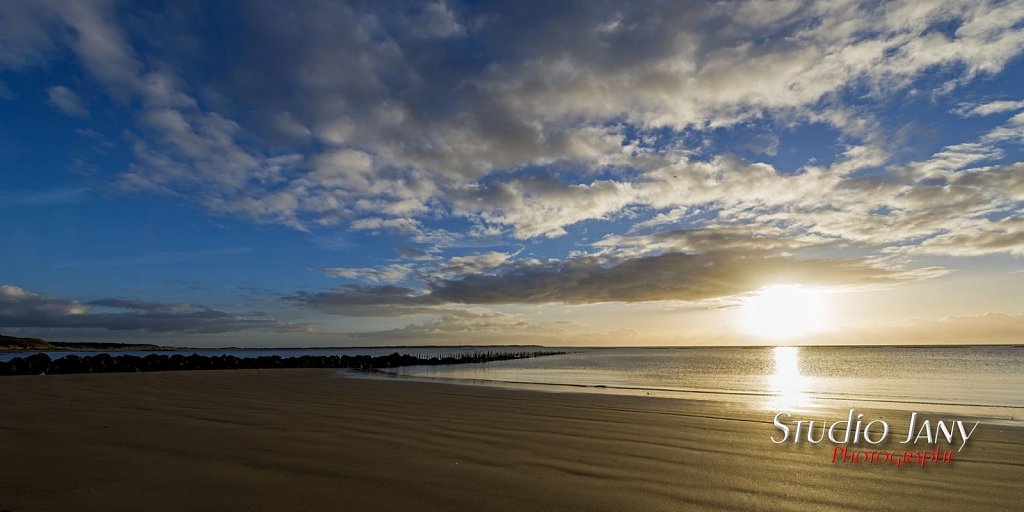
left=0, top=370, right=1021, bottom=511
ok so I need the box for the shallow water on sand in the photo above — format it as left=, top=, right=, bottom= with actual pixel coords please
left=376, top=345, right=1024, bottom=421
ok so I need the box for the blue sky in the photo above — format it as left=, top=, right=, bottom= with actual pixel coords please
left=1, top=0, right=1023, bottom=346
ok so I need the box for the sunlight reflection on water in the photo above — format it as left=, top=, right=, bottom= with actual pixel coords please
left=767, top=346, right=811, bottom=410
left=376, top=345, right=1024, bottom=421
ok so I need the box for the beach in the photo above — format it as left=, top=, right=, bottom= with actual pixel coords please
left=1, top=369, right=1022, bottom=511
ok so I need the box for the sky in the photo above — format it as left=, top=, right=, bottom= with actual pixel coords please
left=1, top=0, right=1022, bottom=347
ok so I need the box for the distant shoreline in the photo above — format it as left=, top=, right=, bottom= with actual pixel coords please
left=0, top=333, right=550, bottom=352
left=0, top=334, right=172, bottom=352
left=3, top=333, right=1022, bottom=353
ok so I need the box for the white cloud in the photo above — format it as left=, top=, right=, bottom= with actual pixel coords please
left=323, top=264, right=414, bottom=284
left=452, top=176, right=637, bottom=239
left=31, top=0, right=1004, bottom=242
left=413, top=2, right=465, bottom=39
left=6, top=0, right=1024, bottom=263
left=953, top=100, right=1024, bottom=117
left=440, top=251, right=515, bottom=276
left=350, top=217, right=422, bottom=234
left=46, top=85, right=87, bottom=116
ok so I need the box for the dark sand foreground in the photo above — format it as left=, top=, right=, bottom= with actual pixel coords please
left=1, top=370, right=1022, bottom=511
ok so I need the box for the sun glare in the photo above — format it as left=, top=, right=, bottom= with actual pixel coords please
left=739, top=285, right=829, bottom=341
left=768, top=346, right=809, bottom=409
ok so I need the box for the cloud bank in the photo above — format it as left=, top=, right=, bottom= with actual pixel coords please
left=294, top=250, right=941, bottom=315
left=0, top=285, right=301, bottom=334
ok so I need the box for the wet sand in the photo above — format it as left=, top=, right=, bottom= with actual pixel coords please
left=1, top=369, right=1021, bottom=511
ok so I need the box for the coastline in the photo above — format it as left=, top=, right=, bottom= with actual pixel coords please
left=1, top=370, right=1022, bottom=511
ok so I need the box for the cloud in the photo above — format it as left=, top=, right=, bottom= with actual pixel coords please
left=451, top=173, right=637, bottom=239
left=953, top=100, right=1024, bottom=117
left=427, top=251, right=936, bottom=305
left=318, top=248, right=518, bottom=289
left=6, top=0, right=1022, bottom=245
left=0, top=285, right=302, bottom=333
left=395, top=245, right=436, bottom=260
left=0, top=284, right=87, bottom=317
left=0, top=1, right=60, bottom=72
left=323, top=264, right=414, bottom=284
left=287, top=285, right=445, bottom=317
left=46, top=85, right=87, bottom=116
left=906, top=217, right=1024, bottom=257
left=88, top=298, right=198, bottom=314
left=290, top=250, right=941, bottom=316
left=591, top=226, right=827, bottom=260
left=350, top=217, right=423, bottom=234
left=440, top=250, right=516, bottom=276
left=410, top=2, right=466, bottom=39
left=4, top=0, right=1024, bottom=299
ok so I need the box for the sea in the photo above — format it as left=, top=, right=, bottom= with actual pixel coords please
left=374, top=345, right=1024, bottom=423
left=3, top=345, right=1022, bottom=423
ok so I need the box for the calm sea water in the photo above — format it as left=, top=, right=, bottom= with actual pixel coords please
left=6, top=345, right=1022, bottom=422
left=376, top=346, right=1024, bottom=421
left=0, top=346, right=527, bottom=362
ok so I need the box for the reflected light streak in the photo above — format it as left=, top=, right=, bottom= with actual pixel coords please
left=768, top=346, right=811, bottom=410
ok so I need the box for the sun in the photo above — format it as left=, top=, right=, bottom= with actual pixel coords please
left=739, top=285, right=830, bottom=341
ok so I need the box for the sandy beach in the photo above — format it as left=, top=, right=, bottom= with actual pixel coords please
left=1, top=369, right=1021, bottom=511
